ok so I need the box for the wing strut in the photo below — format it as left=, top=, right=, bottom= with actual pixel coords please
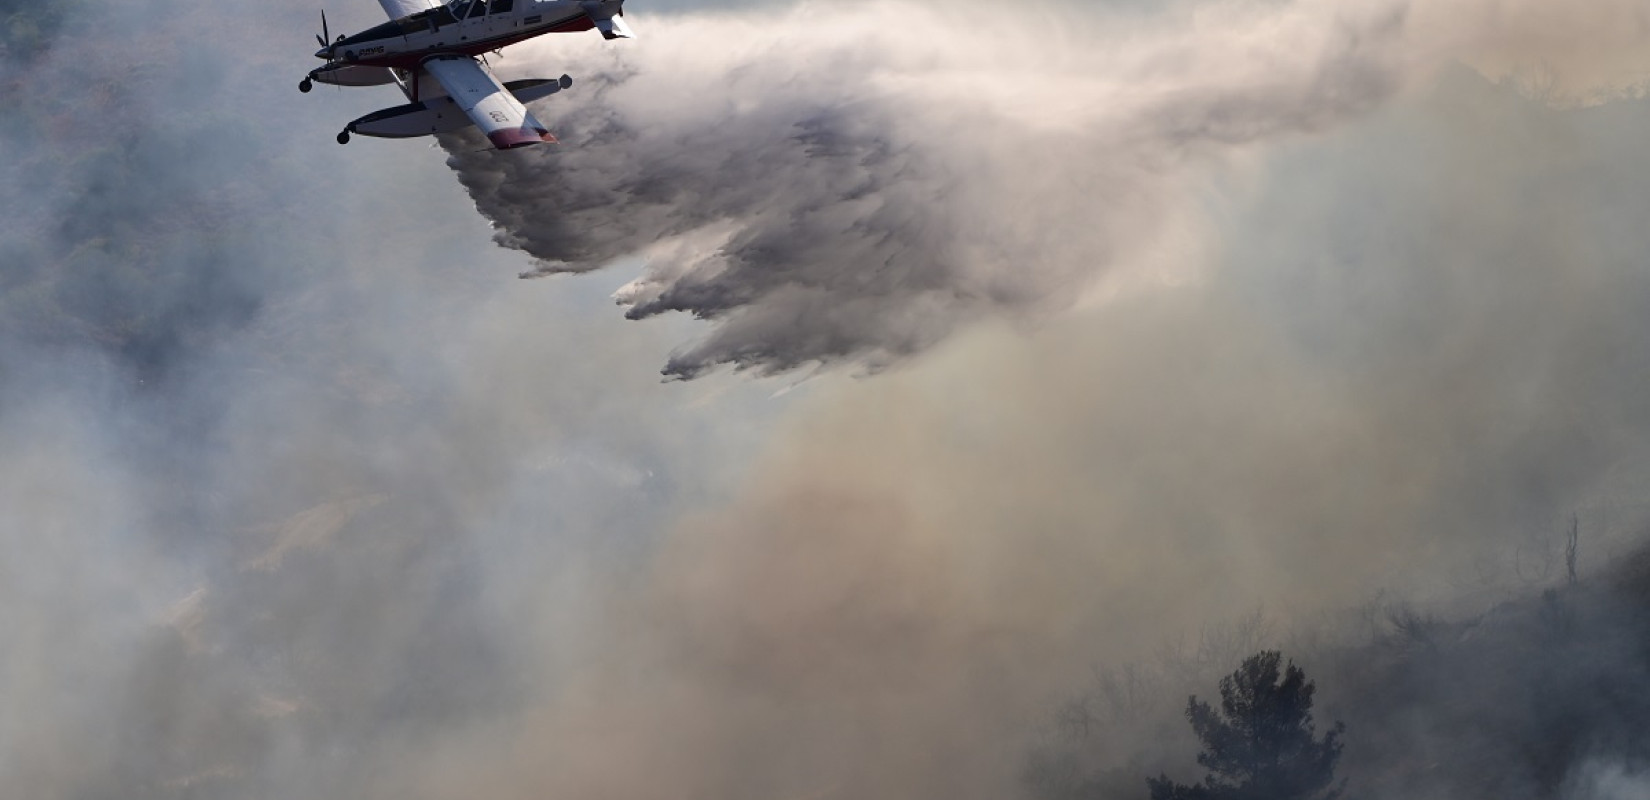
left=376, top=0, right=444, bottom=20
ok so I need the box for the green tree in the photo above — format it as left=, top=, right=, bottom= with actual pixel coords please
left=1148, top=651, right=1345, bottom=800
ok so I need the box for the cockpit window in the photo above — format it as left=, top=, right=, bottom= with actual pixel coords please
left=467, top=0, right=488, bottom=18
left=450, top=0, right=473, bottom=18
left=491, top=0, right=513, bottom=12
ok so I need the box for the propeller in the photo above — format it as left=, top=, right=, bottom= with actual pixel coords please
left=316, top=10, right=331, bottom=51
left=301, top=8, right=331, bottom=92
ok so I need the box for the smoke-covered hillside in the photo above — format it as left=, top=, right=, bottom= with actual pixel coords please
left=1027, top=538, right=1650, bottom=800
left=1331, top=554, right=1650, bottom=799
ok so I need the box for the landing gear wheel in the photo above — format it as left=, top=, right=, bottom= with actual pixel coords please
left=299, top=77, right=313, bottom=93
left=337, top=130, right=351, bottom=145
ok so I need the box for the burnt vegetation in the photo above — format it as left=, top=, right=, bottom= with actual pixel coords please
left=1147, top=651, right=1344, bottom=800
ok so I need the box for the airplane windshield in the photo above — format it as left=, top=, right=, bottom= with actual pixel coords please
left=468, top=0, right=488, bottom=18
left=450, top=0, right=473, bottom=17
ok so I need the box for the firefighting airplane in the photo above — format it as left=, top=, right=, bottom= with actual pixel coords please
left=300, top=0, right=632, bottom=149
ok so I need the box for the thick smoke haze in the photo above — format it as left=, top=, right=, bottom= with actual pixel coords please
left=2, top=1, right=1650, bottom=799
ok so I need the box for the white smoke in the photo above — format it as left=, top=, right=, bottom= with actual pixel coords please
left=1566, top=760, right=1650, bottom=800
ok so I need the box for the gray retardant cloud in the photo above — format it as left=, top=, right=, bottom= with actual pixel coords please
left=446, top=0, right=1412, bottom=378
left=444, top=0, right=1648, bottom=379
left=5, top=0, right=1650, bottom=799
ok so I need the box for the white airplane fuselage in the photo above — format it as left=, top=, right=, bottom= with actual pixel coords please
left=318, top=0, right=616, bottom=69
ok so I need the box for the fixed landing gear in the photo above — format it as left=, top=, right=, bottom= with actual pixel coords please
left=337, top=129, right=351, bottom=145
left=299, top=76, right=314, bottom=93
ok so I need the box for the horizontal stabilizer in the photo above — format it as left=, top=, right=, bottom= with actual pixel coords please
left=581, top=0, right=634, bottom=39
left=594, top=13, right=634, bottom=40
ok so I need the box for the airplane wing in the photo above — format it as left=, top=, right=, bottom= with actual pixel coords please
left=378, top=0, right=443, bottom=20
left=421, top=56, right=557, bottom=149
